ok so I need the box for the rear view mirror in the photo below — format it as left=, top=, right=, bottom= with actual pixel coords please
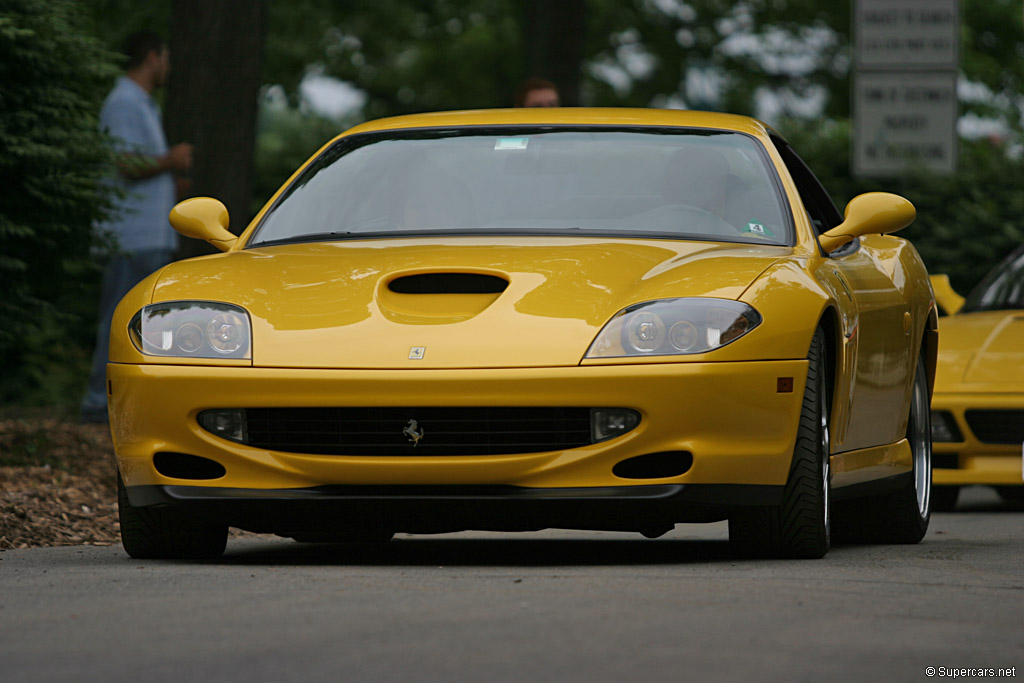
left=819, top=192, right=915, bottom=254
left=169, top=197, right=237, bottom=252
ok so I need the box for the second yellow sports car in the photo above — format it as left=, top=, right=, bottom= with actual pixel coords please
left=930, top=247, right=1024, bottom=509
left=108, top=108, right=937, bottom=559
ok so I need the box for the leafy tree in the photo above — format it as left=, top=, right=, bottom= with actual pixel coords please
left=251, top=94, right=355, bottom=215
left=0, top=0, right=119, bottom=406
left=165, top=0, right=267, bottom=250
left=779, top=117, right=1024, bottom=293
left=273, top=0, right=526, bottom=116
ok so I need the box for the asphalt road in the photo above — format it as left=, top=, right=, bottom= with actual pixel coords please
left=2, top=487, right=1022, bottom=683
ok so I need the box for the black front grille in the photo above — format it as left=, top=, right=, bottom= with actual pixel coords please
left=965, top=410, right=1024, bottom=444
left=244, top=407, right=594, bottom=456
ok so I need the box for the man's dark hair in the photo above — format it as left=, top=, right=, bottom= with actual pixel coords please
left=123, top=31, right=165, bottom=70
left=514, top=77, right=558, bottom=107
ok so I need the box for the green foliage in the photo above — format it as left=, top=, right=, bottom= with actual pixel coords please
left=961, top=0, right=1024, bottom=131
left=268, top=0, right=524, bottom=116
left=258, top=0, right=851, bottom=117
left=0, top=0, right=120, bottom=406
left=779, top=118, right=1024, bottom=293
left=900, top=140, right=1024, bottom=294
left=251, top=96, right=354, bottom=214
left=5, top=0, right=1024, bottom=410
left=77, top=0, right=171, bottom=65
left=581, top=0, right=851, bottom=115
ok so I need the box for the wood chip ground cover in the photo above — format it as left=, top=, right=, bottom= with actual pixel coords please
left=1, top=417, right=263, bottom=552
left=0, top=419, right=119, bottom=550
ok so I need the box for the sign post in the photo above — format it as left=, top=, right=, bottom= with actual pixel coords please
left=853, top=0, right=959, bottom=177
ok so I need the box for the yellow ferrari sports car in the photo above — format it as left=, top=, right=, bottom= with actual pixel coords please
left=930, top=247, right=1024, bottom=510
left=109, top=108, right=937, bottom=559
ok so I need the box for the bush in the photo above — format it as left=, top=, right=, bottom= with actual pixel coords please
left=0, top=0, right=119, bottom=406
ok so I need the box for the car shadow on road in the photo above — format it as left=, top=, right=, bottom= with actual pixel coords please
left=210, top=535, right=742, bottom=567
left=186, top=486, right=1024, bottom=567
left=940, top=485, right=1024, bottom=513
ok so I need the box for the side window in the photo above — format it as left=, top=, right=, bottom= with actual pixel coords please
left=770, top=135, right=843, bottom=235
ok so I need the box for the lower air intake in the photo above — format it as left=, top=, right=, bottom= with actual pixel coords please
left=965, top=410, right=1024, bottom=444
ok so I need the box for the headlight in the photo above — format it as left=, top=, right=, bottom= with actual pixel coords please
left=129, top=301, right=252, bottom=360
left=586, top=298, right=762, bottom=358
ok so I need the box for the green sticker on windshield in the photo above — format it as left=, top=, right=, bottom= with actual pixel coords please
left=742, top=221, right=775, bottom=238
left=495, top=137, right=529, bottom=151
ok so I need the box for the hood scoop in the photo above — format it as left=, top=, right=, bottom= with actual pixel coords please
left=379, top=271, right=509, bottom=324
left=388, top=272, right=509, bottom=294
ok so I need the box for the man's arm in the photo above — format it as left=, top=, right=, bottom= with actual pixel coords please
left=117, top=142, right=193, bottom=181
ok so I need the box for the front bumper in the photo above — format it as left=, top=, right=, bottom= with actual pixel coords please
left=109, top=359, right=808, bottom=495
left=931, top=392, right=1024, bottom=486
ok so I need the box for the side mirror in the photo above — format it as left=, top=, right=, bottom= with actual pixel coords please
left=930, top=274, right=964, bottom=315
left=818, top=192, right=915, bottom=254
left=168, top=197, right=237, bottom=252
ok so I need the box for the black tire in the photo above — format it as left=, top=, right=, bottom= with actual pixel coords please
left=118, top=472, right=228, bottom=559
left=833, top=354, right=932, bottom=543
left=931, top=486, right=960, bottom=512
left=729, top=327, right=831, bottom=559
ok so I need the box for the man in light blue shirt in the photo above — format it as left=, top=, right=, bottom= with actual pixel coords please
left=81, top=31, right=193, bottom=422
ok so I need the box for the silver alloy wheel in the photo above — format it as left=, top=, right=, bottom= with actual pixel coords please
left=910, top=366, right=932, bottom=517
left=820, top=374, right=831, bottom=541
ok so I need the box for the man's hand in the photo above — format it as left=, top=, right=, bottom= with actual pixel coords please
left=165, top=143, right=193, bottom=172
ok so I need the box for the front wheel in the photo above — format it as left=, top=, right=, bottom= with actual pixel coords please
left=729, top=327, right=831, bottom=559
left=118, top=472, right=228, bottom=559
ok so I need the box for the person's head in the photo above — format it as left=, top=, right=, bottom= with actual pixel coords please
left=514, top=77, right=560, bottom=107
left=124, top=31, right=169, bottom=89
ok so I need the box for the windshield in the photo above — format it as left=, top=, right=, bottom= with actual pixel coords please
left=961, top=244, right=1024, bottom=313
left=248, top=127, right=793, bottom=247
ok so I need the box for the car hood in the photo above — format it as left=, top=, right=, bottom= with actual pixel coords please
left=151, top=237, right=789, bottom=369
left=935, top=309, right=1024, bottom=389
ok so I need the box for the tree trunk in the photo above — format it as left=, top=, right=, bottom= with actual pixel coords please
left=165, top=0, right=266, bottom=257
left=523, top=0, right=587, bottom=106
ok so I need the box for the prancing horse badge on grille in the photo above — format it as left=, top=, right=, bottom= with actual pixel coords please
left=403, top=419, right=425, bottom=446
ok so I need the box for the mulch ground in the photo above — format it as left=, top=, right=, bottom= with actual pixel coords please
left=0, top=419, right=120, bottom=550
left=0, top=417, right=262, bottom=552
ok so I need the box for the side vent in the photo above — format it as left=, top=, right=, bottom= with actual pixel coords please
left=388, top=273, right=508, bottom=294
left=153, top=452, right=226, bottom=480
left=613, top=451, right=693, bottom=480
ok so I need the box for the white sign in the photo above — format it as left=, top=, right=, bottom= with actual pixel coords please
left=853, top=71, right=957, bottom=177
left=855, top=0, right=958, bottom=69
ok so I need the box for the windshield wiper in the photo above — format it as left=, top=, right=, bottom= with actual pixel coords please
left=250, top=231, right=355, bottom=247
